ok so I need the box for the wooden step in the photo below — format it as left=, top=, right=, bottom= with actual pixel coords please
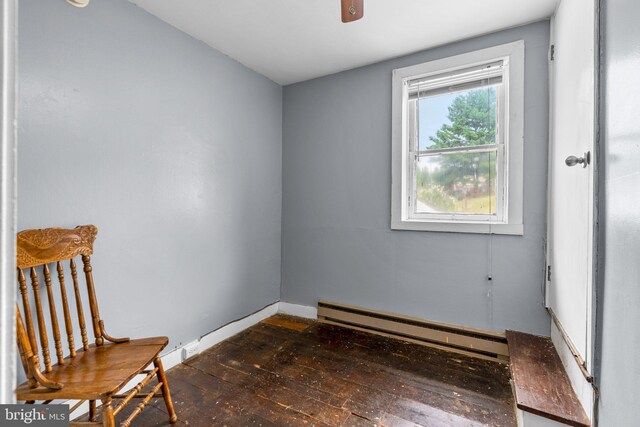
left=506, top=330, right=590, bottom=427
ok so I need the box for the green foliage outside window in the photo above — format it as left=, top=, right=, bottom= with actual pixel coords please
left=417, top=88, right=498, bottom=214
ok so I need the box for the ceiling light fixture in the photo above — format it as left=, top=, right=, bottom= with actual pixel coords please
left=66, top=0, right=90, bottom=8
left=341, top=0, right=363, bottom=23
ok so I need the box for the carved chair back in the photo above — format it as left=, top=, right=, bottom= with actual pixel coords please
left=16, top=225, right=107, bottom=389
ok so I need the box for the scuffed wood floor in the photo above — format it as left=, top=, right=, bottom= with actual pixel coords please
left=95, top=315, right=517, bottom=426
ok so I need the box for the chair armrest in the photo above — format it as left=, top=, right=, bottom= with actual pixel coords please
left=99, top=320, right=130, bottom=344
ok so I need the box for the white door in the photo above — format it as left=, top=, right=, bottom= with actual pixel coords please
left=546, top=0, right=596, bottom=369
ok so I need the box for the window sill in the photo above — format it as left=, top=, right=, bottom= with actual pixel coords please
left=390, top=219, right=523, bottom=235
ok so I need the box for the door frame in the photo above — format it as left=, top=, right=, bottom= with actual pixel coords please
left=0, top=0, right=18, bottom=405
left=588, top=0, right=601, bottom=378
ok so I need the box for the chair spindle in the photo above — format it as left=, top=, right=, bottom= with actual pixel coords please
left=18, top=269, right=39, bottom=362
left=30, top=267, right=52, bottom=373
left=70, top=259, right=90, bottom=351
left=56, top=261, right=76, bottom=357
left=82, top=255, right=103, bottom=346
left=15, top=305, right=37, bottom=388
left=43, top=264, right=64, bottom=366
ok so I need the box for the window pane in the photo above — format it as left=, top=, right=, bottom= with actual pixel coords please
left=415, top=150, right=497, bottom=215
left=418, top=86, right=498, bottom=152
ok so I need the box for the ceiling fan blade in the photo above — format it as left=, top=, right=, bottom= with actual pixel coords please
left=341, top=0, right=364, bottom=23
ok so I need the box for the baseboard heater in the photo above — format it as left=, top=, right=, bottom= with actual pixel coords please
left=317, top=300, right=509, bottom=362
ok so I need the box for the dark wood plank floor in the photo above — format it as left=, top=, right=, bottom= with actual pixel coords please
left=96, top=315, right=517, bottom=426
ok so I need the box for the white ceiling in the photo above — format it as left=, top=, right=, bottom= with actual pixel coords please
left=128, top=0, right=559, bottom=85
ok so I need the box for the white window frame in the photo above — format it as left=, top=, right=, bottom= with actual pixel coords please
left=391, top=41, right=524, bottom=235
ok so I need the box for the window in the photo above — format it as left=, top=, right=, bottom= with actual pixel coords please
left=391, top=41, right=524, bottom=234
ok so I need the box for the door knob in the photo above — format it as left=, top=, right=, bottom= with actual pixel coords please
left=565, top=152, right=590, bottom=168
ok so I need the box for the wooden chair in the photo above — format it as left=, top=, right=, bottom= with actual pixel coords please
left=15, top=225, right=177, bottom=427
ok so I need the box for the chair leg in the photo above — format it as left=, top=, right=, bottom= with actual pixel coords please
left=101, top=398, right=115, bottom=427
left=89, top=400, right=97, bottom=422
left=154, top=357, right=177, bottom=423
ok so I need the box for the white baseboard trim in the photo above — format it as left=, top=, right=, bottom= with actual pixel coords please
left=68, top=301, right=318, bottom=420
left=517, top=409, right=574, bottom=427
left=161, top=301, right=316, bottom=369
left=277, top=302, right=317, bottom=319
left=198, top=302, right=280, bottom=352
left=159, top=342, right=186, bottom=372
left=550, top=321, right=594, bottom=423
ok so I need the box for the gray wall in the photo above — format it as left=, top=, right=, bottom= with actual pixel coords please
left=596, top=0, right=640, bottom=423
left=282, top=21, right=550, bottom=334
left=18, top=0, right=282, bottom=352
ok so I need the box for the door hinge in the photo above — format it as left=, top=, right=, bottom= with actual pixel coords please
left=549, top=44, right=555, bottom=61
left=547, top=265, right=552, bottom=281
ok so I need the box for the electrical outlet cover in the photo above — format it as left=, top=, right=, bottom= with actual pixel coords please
left=181, top=342, right=199, bottom=361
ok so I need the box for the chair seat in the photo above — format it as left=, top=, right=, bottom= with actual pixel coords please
left=16, top=336, right=168, bottom=401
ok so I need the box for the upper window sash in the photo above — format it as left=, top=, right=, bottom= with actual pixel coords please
left=409, top=84, right=506, bottom=154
